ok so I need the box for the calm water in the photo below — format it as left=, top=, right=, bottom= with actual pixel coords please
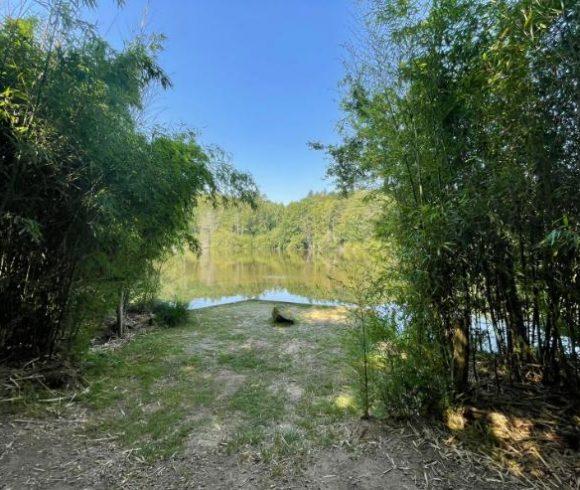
left=160, top=251, right=351, bottom=309
left=160, top=250, right=578, bottom=355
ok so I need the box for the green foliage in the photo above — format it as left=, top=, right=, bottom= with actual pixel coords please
left=152, top=300, right=190, bottom=328
left=194, top=190, right=381, bottom=257
left=343, top=307, right=381, bottom=419
left=341, top=252, right=449, bottom=418
left=0, top=2, right=256, bottom=363
left=329, top=0, right=580, bottom=403
left=376, top=316, right=451, bottom=418
left=346, top=307, right=451, bottom=418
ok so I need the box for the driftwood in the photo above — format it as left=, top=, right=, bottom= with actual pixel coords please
left=272, top=306, right=295, bottom=324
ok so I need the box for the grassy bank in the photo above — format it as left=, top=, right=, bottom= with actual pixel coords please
left=82, top=301, right=356, bottom=474
left=3, top=301, right=574, bottom=488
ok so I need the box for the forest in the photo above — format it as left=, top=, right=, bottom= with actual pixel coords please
left=1, top=0, right=578, bottom=488
left=193, top=191, right=380, bottom=257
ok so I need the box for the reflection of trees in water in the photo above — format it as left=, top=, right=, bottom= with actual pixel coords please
left=160, top=251, right=350, bottom=302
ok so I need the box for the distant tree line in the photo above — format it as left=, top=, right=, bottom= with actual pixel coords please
left=0, top=1, right=255, bottom=364
left=194, top=191, right=380, bottom=258
left=324, top=0, right=579, bottom=406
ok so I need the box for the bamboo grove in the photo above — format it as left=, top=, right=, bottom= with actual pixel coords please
left=326, top=0, right=579, bottom=397
left=0, top=1, right=255, bottom=364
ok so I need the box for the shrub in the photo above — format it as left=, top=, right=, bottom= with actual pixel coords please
left=376, top=317, right=451, bottom=418
left=152, top=300, right=190, bottom=328
left=345, top=305, right=451, bottom=419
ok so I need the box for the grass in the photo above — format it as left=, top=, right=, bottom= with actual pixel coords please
left=4, top=301, right=575, bottom=487
left=75, top=300, right=357, bottom=471
left=82, top=328, right=219, bottom=459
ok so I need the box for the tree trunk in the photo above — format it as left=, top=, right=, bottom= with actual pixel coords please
left=452, top=318, right=470, bottom=393
left=116, top=289, right=125, bottom=337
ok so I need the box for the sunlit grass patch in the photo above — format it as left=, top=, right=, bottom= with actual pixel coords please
left=111, top=404, right=195, bottom=460
left=334, top=393, right=356, bottom=410
left=83, top=333, right=185, bottom=409
left=307, top=396, right=357, bottom=420
left=80, top=323, right=222, bottom=460
left=299, top=307, right=350, bottom=324
left=226, top=424, right=268, bottom=452
left=302, top=375, right=338, bottom=397
left=75, top=302, right=354, bottom=465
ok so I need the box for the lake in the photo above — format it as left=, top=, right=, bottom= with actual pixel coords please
left=161, top=251, right=579, bottom=355
left=160, top=251, right=352, bottom=309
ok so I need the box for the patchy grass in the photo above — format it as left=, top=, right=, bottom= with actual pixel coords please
left=82, top=328, right=219, bottom=459
left=5, top=301, right=571, bottom=488
left=78, top=301, right=356, bottom=471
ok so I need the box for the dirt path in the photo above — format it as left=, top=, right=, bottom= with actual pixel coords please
left=1, top=301, right=512, bottom=489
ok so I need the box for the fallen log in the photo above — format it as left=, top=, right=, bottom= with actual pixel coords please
left=272, top=306, right=295, bottom=324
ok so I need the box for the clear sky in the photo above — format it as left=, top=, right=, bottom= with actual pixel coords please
left=86, top=1, right=355, bottom=203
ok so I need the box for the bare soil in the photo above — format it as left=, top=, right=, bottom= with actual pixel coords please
left=0, top=301, right=565, bottom=489
left=1, top=415, right=514, bottom=489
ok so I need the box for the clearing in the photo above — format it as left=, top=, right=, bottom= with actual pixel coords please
left=2, top=301, right=524, bottom=488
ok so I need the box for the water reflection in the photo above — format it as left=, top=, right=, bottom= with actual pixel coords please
left=186, top=289, right=345, bottom=310
left=162, top=252, right=579, bottom=357
left=160, top=251, right=351, bottom=308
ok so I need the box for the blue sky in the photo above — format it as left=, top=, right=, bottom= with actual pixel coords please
left=86, top=1, right=355, bottom=203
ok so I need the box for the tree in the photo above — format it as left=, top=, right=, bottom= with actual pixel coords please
left=0, top=2, right=256, bottom=362
left=324, top=0, right=579, bottom=397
